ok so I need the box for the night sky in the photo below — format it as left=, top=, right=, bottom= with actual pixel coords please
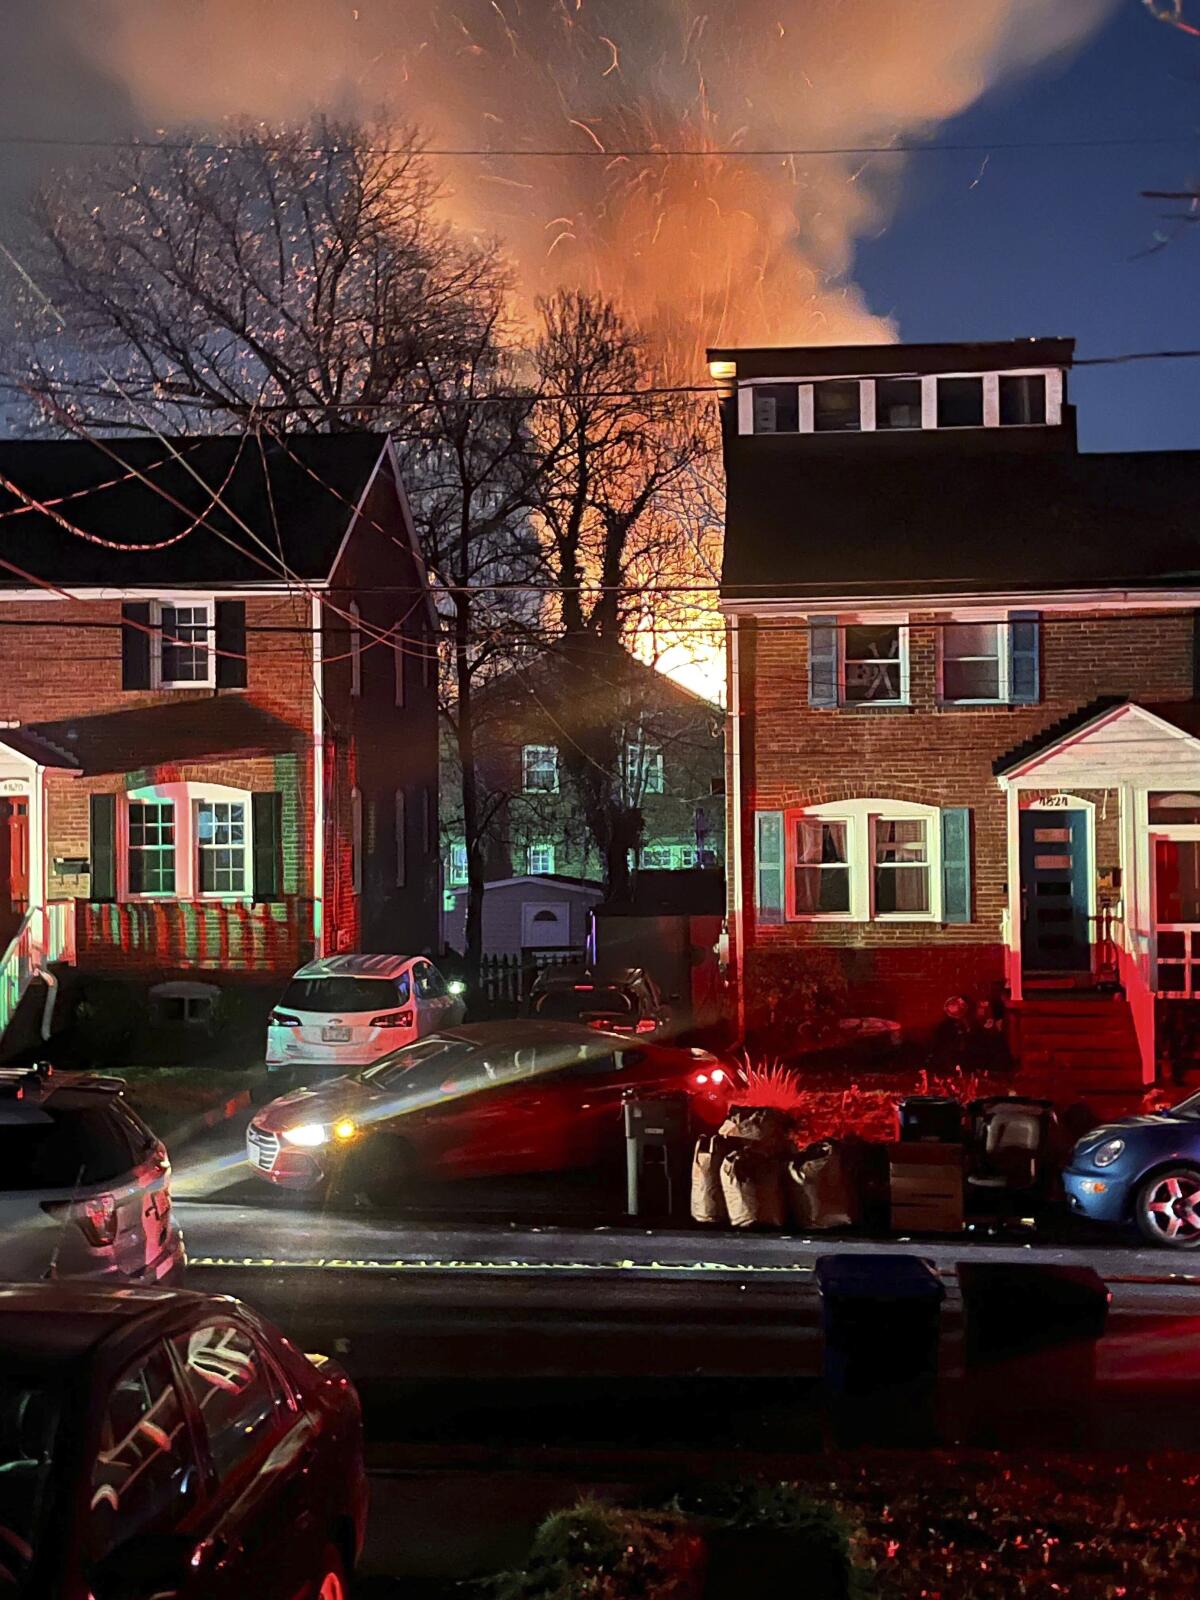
left=858, top=3, right=1200, bottom=452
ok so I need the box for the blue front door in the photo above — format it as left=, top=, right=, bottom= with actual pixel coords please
left=1020, top=809, right=1090, bottom=973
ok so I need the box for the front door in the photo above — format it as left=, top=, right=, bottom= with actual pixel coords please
left=1019, top=808, right=1091, bottom=972
left=0, top=798, right=28, bottom=908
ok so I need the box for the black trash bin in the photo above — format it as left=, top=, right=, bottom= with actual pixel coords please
left=816, top=1253, right=945, bottom=1444
left=899, top=1096, right=965, bottom=1144
left=955, top=1262, right=1111, bottom=1446
left=623, top=1093, right=690, bottom=1218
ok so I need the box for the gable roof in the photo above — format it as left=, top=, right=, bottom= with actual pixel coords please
left=0, top=432, right=390, bottom=587
left=475, top=645, right=722, bottom=718
left=0, top=698, right=305, bottom=774
left=994, top=698, right=1200, bottom=781
left=721, top=442, right=1200, bottom=604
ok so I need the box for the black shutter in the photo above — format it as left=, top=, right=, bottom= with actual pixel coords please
left=89, top=794, right=116, bottom=902
left=252, top=791, right=283, bottom=900
left=121, top=603, right=151, bottom=690
left=1193, top=610, right=1200, bottom=697
left=215, top=600, right=247, bottom=688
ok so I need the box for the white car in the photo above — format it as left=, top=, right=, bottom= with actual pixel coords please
left=265, top=953, right=467, bottom=1085
left=0, top=1065, right=185, bottom=1285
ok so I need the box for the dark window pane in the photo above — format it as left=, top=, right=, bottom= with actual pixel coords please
left=937, top=376, right=984, bottom=428
left=87, top=1350, right=192, bottom=1562
left=843, top=624, right=901, bottom=703
left=1149, top=792, right=1200, bottom=825
left=0, top=1378, right=60, bottom=1564
left=794, top=865, right=850, bottom=914
left=1156, top=840, right=1200, bottom=923
left=0, top=1105, right=134, bottom=1191
left=534, top=987, right=635, bottom=1020
left=752, top=385, right=799, bottom=433
left=943, top=658, right=1001, bottom=701
left=171, top=1324, right=282, bottom=1485
left=999, top=374, right=1046, bottom=426
left=876, top=377, right=923, bottom=430
left=279, top=977, right=405, bottom=1013
left=812, top=380, right=860, bottom=433
left=875, top=866, right=930, bottom=914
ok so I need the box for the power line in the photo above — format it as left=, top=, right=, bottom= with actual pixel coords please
left=2, top=132, right=1198, bottom=158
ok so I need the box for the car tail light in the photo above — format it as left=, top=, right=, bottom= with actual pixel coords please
left=692, top=1067, right=728, bottom=1088
left=635, top=1019, right=657, bottom=1034
left=42, top=1193, right=119, bottom=1247
left=370, top=1009, right=414, bottom=1028
left=271, top=1010, right=301, bottom=1027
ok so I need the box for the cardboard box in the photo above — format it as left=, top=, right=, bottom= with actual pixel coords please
left=889, top=1145, right=964, bottom=1233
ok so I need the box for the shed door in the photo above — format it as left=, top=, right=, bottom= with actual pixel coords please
left=521, top=901, right=570, bottom=949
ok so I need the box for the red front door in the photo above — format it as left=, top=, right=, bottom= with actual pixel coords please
left=0, top=799, right=29, bottom=907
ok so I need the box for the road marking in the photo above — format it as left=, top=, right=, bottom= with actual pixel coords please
left=188, top=1256, right=817, bottom=1275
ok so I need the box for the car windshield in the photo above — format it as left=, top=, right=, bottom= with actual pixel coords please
left=280, top=977, right=402, bottom=1014
left=1169, top=1090, right=1200, bottom=1118
left=0, top=1377, right=61, bottom=1591
left=534, top=987, right=634, bottom=1021
left=0, top=1106, right=133, bottom=1191
left=358, top=1038, right=456, bottom=1087
left=360, top=1037, right=543, bottom=1100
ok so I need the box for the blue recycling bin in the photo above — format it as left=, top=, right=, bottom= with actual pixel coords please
left=816, top=1253, right=944, bottom=1444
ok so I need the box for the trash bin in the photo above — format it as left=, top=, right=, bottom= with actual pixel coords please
left=955, top=1262, right=1111, bottom=1447
left=816, top=1253, right=945, bottom=1445
left=899, top=1096, right=965, bottom=1143
left=624, top=1094, right=690, bottom=1218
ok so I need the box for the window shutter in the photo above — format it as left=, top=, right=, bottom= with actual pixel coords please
left=807, top=617, right=839, bottom=708
left=755, top=811, right=785, bottom=924
left=121, top=603, right=151, bottom=690
left=251, top=791, right=283, bottom=901
left=89, top=794, right=117, bottom=902
left=215, top=601, right=247, bottom=689
left=1008, top=611, right=1040, bottom=704
left=1193, top=611, right=1200, bottom=697
left=941, top=806, right=972, bottom=925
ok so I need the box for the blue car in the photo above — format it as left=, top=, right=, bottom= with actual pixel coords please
left=1064, top=1090, right=1200, bottom=1248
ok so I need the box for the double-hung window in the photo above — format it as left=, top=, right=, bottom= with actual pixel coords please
left=626, top=743, right=664, bottom=796
left=793, top=818, right=851, bottom=915
left=155, top=601, right=213, bottom=687
left=773, top=800, right=950, bottom=923
left=522, top=745, right=559, bottom=794
left=527, top=842, right=555, bottom=876
left=939, top=613, right=1040, bottom=705
left=842, top=623, right=905, bottom=704
left=128, top=801, right=175, bottom=895
left=197, top=801, right=247, bottom=894
left=873, top=818, right=931, bottom=915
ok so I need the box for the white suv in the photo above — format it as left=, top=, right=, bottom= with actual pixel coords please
left=265, top=953, right=466, bottom=1086
left=0, top=1065, right=185, bottom=1285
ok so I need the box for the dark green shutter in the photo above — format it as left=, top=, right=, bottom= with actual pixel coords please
left=121, top=603, right=151, bottom=690
left=755, top=811, right=785, bottom=925
left=1009, top=612, right=1040, bottom=704
left=808, top=617, right=839, bottom=707
left=90, top=794, right=116, bottom=902
left=215, top=601, right=247, bottom=688
left=252, top=791, right=283, bottom=901
left=941, top=806, right=971, bottom=925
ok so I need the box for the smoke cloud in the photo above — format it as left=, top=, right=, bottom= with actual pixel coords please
left=26, top=1, right=1118, bottom=351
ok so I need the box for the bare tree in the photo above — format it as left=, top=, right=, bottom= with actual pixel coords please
left=529, top=290, right=707, bottom=899
left=6, top=117, right=494, bottom=433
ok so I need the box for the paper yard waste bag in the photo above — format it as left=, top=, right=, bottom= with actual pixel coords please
left=786, top=1140, right=857, bottom=1230
left=691, top=1135, right=729, bottom=1224
left=720, top=1145, right=786, bottom=1229
left=718, top=1104, right=789, bottom=1155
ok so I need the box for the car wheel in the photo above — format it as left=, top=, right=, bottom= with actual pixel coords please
left=1135, top=1166, right=1200, bottom=1247
left=314, top=1543, right=347, bottom=1600
left=349, top=1137, right=415, bottom=1209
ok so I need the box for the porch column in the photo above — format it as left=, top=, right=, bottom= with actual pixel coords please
left=29, top=765, right=46, bottom=953
left=1004, top=781, right=1022, bottom=1002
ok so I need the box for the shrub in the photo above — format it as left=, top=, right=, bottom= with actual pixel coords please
left=488, top=1499, right=702, bottom=1600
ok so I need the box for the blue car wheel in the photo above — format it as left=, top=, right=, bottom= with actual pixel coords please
left=1134, top=1165, right=1200, bottom=1248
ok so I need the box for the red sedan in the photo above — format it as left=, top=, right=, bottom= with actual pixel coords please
left=246, top=1020, right=742, bottom=1203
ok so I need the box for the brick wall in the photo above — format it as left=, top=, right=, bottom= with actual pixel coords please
left=732, top=609, right=1195, bottom=1014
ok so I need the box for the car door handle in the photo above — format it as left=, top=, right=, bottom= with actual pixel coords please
left=203, top=1531, right=243, bottom=1568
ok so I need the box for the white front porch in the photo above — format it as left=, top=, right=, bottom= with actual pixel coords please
left=998, top=702, right=1200, bottom=1083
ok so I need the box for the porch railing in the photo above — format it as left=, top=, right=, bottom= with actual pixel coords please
left=0, top=909, right=36, bottom=1039
left=1090, top=905, right=1121, bottom=983
left=45, top=900, right=75, bottom=966
left=1155, top=924, right=1200, bottom=998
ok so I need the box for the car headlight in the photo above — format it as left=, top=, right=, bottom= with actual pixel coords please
left=281, top=1123, right=329, bottom=1148
left=1093, top=1138, right=1125, bottom=1168
left=447, top=980, right=466, bottom=997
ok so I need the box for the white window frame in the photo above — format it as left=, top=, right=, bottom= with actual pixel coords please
left=151, top=598, right=215, bottom=690
left=626, top=742, right=665, bottom=796
left=351, top=786, right=363, bottom=895
left=938, top=616, right=1011, bottom=705
left=527, top=842, right=555, bottom=876
left=120, top=781, right=253, bottom=902
left=737, top=368, right=1062, bottom=436
left=839, top=619, right=910, bottom=707
left=125, top=798, right=177, bottom=898
left=448, top=838, right=468, bottom=887
left=393, top=624, right=405, bottom=708
left=349, top=603, right=362, bottom=698
left=522, top=744, right=559, bottom=794
left=787, top=798, right=941, bottom=924
left=395, top=790, right=406, bottom=888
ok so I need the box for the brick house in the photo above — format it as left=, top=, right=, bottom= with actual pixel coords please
left=0, top=432, right=438, bottom=1020
left=713, top=335, right=1200, bottom=1088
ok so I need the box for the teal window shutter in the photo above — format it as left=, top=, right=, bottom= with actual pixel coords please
left=755, top=811, right=785, bottom=924
left=808, top=617, right=839, bottom=707
left=1009, top=612, right=1040, bottom=704
left=251, top=791, right=283, bottom=901
left=941, top=807, right=971, bottom=925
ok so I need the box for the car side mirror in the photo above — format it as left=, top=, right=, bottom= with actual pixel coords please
left=92, top=1531, right=195, bottom=1600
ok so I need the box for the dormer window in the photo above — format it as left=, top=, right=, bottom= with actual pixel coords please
left=999, top=373, right=1046, bottom=426
left=876, top=378, right=922, bottom=430
left=813, top=380, right=860, bottom=433
left=752, top=385, right=799, bottom=434
left=741, top=365, right=1062, bottom=437
left=937, top=376, right=984, bottom=429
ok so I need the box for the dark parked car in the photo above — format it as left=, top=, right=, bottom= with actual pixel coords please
left=1064, top=1088, right=1200, bottom=1247
left=0, top=1283, right=366, bottom=1599
left=527, top=967, right=672, bottom=1036
left=247, top=1019, right=741, bottom=1203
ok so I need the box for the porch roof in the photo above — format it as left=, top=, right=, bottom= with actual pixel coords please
left=2, top=698, right=306, bottom=776
left=995, top=698, right=1200, bottom=785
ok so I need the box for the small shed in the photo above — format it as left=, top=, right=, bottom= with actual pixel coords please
left=442, top=874, right=603, bottom=961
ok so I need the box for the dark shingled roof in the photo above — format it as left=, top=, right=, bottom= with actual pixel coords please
left=721, top=441, right=1200, bottom=601
left=1, top=698, right=306, bottom=775
left=0, top=433, right=389, bottom=586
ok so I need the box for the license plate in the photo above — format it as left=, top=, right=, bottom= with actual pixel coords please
left=322, top=1026, right=351, bottom=1042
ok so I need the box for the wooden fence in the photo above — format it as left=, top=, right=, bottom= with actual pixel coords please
left=477, top=947, right=584, bottom=1014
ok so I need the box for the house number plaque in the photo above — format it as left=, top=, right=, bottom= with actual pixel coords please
left=1030, top=793, right=1072, bottom=809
